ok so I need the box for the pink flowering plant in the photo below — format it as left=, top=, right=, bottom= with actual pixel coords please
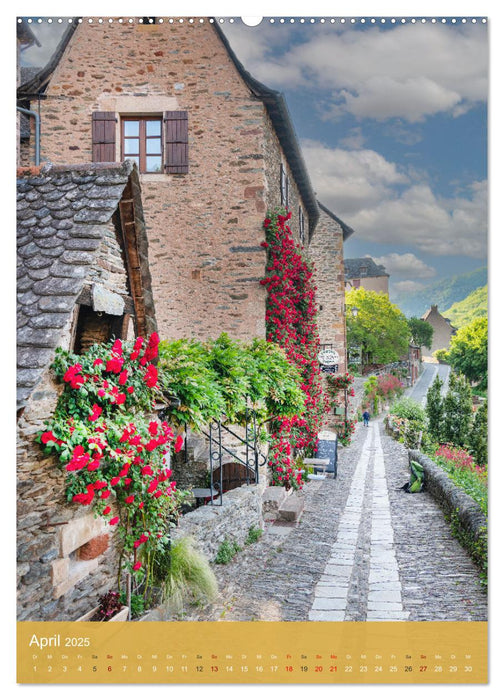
left=36, top=333, right=189, bottom=597
left=260, top=208, right=329, bottom=489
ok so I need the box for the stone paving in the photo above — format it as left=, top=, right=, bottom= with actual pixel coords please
left=181, top=419, right=487, bottom=623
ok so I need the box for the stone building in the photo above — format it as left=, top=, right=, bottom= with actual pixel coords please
left=310, top=202, right=353, bottom=372
left=16, top=161, right=156, bottom=620
left=344, top=256, right=389, bottom=296
left=16, top=18, right=335, bottom=344
left=421, top=304, right=457, bottom=357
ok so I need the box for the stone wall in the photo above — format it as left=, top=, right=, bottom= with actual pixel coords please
left=309, top=207, right=347, bottom=372
left=408, top=450, right=487, bottom=545
left=263, top=108, right=307, bottom=243
left=17, top=368, right=121, bottom=621
left=173, top=483, right=264, bottom=561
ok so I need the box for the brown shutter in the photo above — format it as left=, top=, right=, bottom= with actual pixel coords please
left=164, top=111, right=188, bottom=174
left=92, top=111, right=117, bottom=162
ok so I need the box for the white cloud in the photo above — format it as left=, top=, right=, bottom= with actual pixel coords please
left=338, top=127, right=366, bottom=149
left=224, top=22, right=488, bottom=122
left=391, top=280, right=427, bottom=294
left=302, top=139, right=408, bottom=216
left=304, top=140, right=487, bottom=259
left=373, top=253, right=436, bottom=279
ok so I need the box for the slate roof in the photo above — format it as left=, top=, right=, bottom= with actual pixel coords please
left=344, top=257, right=389, bottom=279
left=17, top=160, right=154, bottom=411
left=421, top=305, right=457, bottom=331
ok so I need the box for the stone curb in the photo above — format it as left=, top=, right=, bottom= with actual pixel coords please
left=408, top=450, right=487, bottom=544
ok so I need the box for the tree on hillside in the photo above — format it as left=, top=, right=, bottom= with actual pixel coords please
left=346, top=288, right=410, bottom=365
left=469, top=399, right=488, bottom=466
left=446, top=317, right=488, bottom=389
left=408, top=317, right=433, bottom=349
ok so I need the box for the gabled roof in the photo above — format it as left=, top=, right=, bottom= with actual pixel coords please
left=317, top=201, right=354, bottom=241
left=17, top=161, right=156, bottom=410
left=344, top=257, right=389, bottom=279
left=17, top=18, right=320, bottom=236
left=421, top=305, right=457, bottom=331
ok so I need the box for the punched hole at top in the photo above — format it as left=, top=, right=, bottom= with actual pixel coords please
left=241, top=17, right=263, bottom=26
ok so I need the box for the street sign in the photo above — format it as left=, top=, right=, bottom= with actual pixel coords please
left=318, top=348, right=340, bottom=366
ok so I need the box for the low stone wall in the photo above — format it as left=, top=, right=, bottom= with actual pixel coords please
left=173, top=482, right=264, bottom=561
left=408, top=450, right=487, bottom=544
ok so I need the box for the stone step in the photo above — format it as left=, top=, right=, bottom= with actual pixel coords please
left=262, top=486, right=289, bottom=518
left=278, top=493, right=305, bottom=522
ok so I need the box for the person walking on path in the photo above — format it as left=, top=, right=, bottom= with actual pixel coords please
left=362, top=409, right=370, bottom=427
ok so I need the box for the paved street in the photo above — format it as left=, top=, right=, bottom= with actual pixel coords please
left=406, top=362, right=451, bottom=405
left=183, top=418, right=487, bottom=622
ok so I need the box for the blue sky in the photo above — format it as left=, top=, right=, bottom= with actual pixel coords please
left=19, top=16, right=488, bottom=300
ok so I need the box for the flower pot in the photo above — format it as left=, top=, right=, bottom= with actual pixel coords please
left=76, top=605, right=129, bottom=622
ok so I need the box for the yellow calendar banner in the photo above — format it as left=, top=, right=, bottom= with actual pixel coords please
left=17, top=621, right=487, bottom=684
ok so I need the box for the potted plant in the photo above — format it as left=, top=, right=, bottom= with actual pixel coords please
left=76, top=590, right=129, bottom=622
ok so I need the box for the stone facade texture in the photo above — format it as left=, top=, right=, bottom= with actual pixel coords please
left=309, top=207, right=347, bottom=372
left=29, top=21, right=314, bottom=343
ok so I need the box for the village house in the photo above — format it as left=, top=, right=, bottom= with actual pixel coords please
left=344, top=256, right=389, bottom=297
left=16, top=160, right=156, bottom=620
left=421, top=304, right=457, bottom=357
left=17, top=18, right=350, bottom=369
left=16, top=19, right=354, bottom=620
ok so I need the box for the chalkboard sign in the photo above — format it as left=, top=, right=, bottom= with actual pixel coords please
left=315, top=430, right=338, bottom=478
left=320, top=364, right=338, bottom=373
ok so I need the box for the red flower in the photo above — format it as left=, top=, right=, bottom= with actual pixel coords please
left=93, top=358, right=103, bottom=367
left=109, top=516, right=119, bottom=526
left=133, top=561, right=142, bottom=571
left=100, top=489, right=111, bottom=499
left=118, top=369, right=128, bottom=385
left=148, top=421, right=158, bottom=437
left=41, top=431, right=57, bottom=445
left=174, top=435, right=184, bottom=453
left=103, top=506, right=111, bottom=515
left=106, top=356, right=124, bottom=373
left=112, top=339, right=123, bottom=355
left=88, top=404, right=102, bottom=422
left=144, top=364, right=158, bottom=388
left=125, top=495, right=135, bottom=504
left=127, top=386, right=135, bottom=394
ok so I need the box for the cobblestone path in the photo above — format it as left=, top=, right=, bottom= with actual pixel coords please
left=183, top=420, right=487, bottom=622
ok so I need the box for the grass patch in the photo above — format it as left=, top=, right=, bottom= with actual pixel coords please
left=245, top=526, right=263, bottom=545
left=158, top=537, right=218, bottom=611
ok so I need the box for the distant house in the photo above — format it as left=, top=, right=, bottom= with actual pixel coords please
left=421, top=305, right=457, bottom=357
left=344, top=257, right=389, bottom=297
left=17, top=161, right=156, bottom=620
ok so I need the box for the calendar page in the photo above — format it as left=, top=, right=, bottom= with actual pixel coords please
left=15, top=13, right=488, bottom=686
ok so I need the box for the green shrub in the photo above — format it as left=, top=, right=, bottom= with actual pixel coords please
left=389, top=397, right=426, bottom=423
left=215, top=539, right=241, bottom=565
left=120, top=592, right=145, bottom=619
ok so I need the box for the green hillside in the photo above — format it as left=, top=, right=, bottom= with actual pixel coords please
left=391, top=266, right=487, bottom=318
left=443, top=285, right=487, bottom=329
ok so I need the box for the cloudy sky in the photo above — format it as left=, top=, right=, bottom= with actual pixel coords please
left=19, top=17, right=488, bottom=300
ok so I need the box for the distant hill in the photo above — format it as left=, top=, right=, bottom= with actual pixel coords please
left=391, top=266, right=487, bottom=318
left=443, top=285, right=487, bottom=329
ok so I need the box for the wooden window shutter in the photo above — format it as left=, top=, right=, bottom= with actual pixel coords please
left=164, top=111, right=188, bottom=174
left=92, top=112, right=117, bottom=162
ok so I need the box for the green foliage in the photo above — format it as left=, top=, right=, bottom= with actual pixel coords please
left=433, top=348, right=449, bottom=363
left=245, top=526, right=263, bottom=545
left=408, top=317, right=433, bottom=349
left=443, top=285, right=487, bottom=329
left=156, top=537, right=218, bottom=611
left=441, top=372, right=474, bottom=447
left=445, top=317, right=488, bottom=390
left=346, top=287, right=410, bottom=364
left=389, top=397, right=426, bottom=423
left=426, top=375, right=444, bottom=442
left=120, top=592, right=145, bottom=619
left=468, top=400, right=488, bottom=466
left=409, top=460, right=424, bottom=493
left=158, top=333, right=305, bottom=430
left=214, top=539, right=241, bottom=565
